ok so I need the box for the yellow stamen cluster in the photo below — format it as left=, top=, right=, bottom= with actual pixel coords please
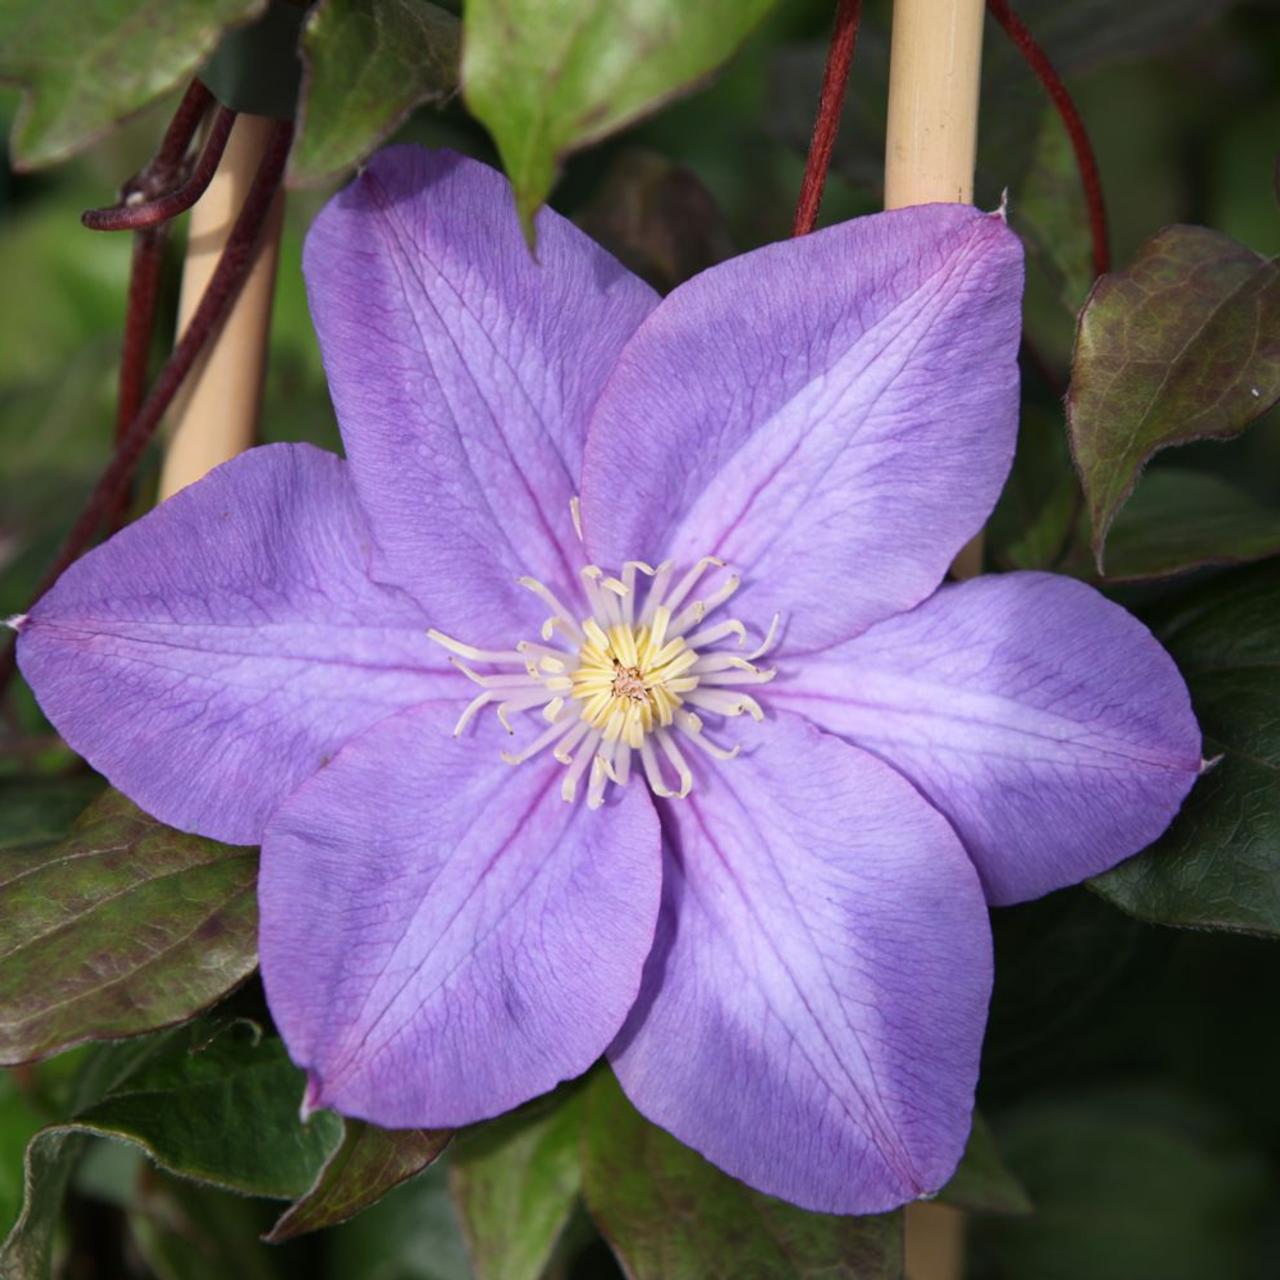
left=570, top=610, right=697, bottom=746
left=427, top=543, right=779, bottom=808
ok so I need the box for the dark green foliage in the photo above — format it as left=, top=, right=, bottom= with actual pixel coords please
left=0, top=0, right=266, bottom=168
left=580, top=1069, right=903, bottom=1279
left=2, top=0, right=1280, bottom=1275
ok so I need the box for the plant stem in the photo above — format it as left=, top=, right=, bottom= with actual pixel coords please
left=82, top=107, right=237, bottom=232
left=114, top=232, right=168, bottom=444
left=986, top=0, right=1109, bottom=277
left=0, top=120, right=293, bottom=700
left=158, top=115, right=288, bottom=499
left=100, top=226, right=169, bottom=532
left=80, top=85, right=234, bottom=530
left=792, top=0, right=863, bottom=237
left=148, top=80, right=215, bottom=177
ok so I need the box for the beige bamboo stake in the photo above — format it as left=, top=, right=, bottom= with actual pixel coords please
left=884, top=0, right=987, bottom=581
left=158, top=114, right=285, bottom=500
left=905, top=1202, right=967, bottom=1280
left=885, top=7, right=987, bottom=1273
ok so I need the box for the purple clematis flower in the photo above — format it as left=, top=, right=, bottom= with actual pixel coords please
left=15, top=147, right=1202, bottom=1214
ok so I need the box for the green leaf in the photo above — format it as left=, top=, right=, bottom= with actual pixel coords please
left=0, top=1032, right=176, bottom=1280
left=462, top=0, right=777, bottom=233
left=581, top=1068, right=902, bottom=1279
left=1, top=1024, right=345, bottom=1278
left=0, top=0, right=267, bottom=170
left=971, top=1090, right=1270, bottom=1280
left=73, top=1022, right=341, bottom=1198
left=1016, top=109, right=1095, bottom=314
left=449, top=1090, right=583, bottom=1280
left=291, top=0, right=459, bottom=187
left=0, top=1073, right=49, bottom=1234
left=1067, top=226, right=1280, bottom=569
left=198, top=0, right=304, bottom=120
left=935, top=1114, right=1032, bottom=1216
left=0, top=1127, right=84, bottom=1278
left=1092, top=561, right=1280, bottom=936
left=268, top=1120, right=450, bottom=1242
left=0, top=789, right=258, bottom=1065
left=1085, top=469, right=1280, bottom=582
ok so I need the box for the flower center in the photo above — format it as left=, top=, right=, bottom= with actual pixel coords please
left=427, top=556, right=778, bottom=809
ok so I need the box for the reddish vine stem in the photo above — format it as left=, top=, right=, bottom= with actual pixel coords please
left=100, top=227, right=169, bottom=533
left=148, top=79, right=215, bottom=176
left=792, top=0, right=863, bottom=237
left=114, top=232, right=168, bottom=444
left=83, top=87, right=234, bottom=530
left=82, top=107, right=237, bottom=232
left=0, top=120, right=295, bottom=700
left=986, top=0, right=1110, bottom=277
left=97, top=80, right=215, bottom=217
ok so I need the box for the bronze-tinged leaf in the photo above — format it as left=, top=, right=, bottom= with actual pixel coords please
left=0, top=790, right=258, bottom=1064
left=1067, top=225, right=1280, bottom=569
left=268, top=1121, right=450, bottom=1242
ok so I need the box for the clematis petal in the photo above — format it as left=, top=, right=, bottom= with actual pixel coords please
left=16, top=445, right=461, bottom=845
left=304, top=145, right=659, bottom=640
left=260, top=702, right=662, bottom=1127
left=581, top=204, right=1023, bottom=649
left=772, top=572, right=1202, bottom=905
left=610, top=711, right=990, bottom=1214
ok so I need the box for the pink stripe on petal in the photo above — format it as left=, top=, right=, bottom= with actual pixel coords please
left=261, top=702, right=662, bottom=1128
left=774, top=572, right=1202, bottom=904
left=304, top=147, right=658, bottom=643
left=18, top=445, right=462, bottom=845
left=581, top=203, right=1024, bottom=649
left=611, top=712, right=990, bottom=1214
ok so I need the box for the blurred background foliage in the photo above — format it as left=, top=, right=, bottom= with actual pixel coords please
left=2, top=0, right=1280, bottom=1276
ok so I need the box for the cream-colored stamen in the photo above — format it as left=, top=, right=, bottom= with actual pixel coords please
left=428, top=555, right=779, bottom=805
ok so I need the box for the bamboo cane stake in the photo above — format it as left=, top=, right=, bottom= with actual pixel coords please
left=905, top=1201, right=967, bottom=1280
left=888, top=1, right=987, bottom=1260
left=158, top=114, right=285, bottom=499
left=885, top=6, right=986, bottom=1269
left=884, top=0, right=987, bottom=580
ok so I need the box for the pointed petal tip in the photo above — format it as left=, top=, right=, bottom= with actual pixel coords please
left=300, top=1072, right=328, bottom=1122
left=4, top=613, right=28, bottom=632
